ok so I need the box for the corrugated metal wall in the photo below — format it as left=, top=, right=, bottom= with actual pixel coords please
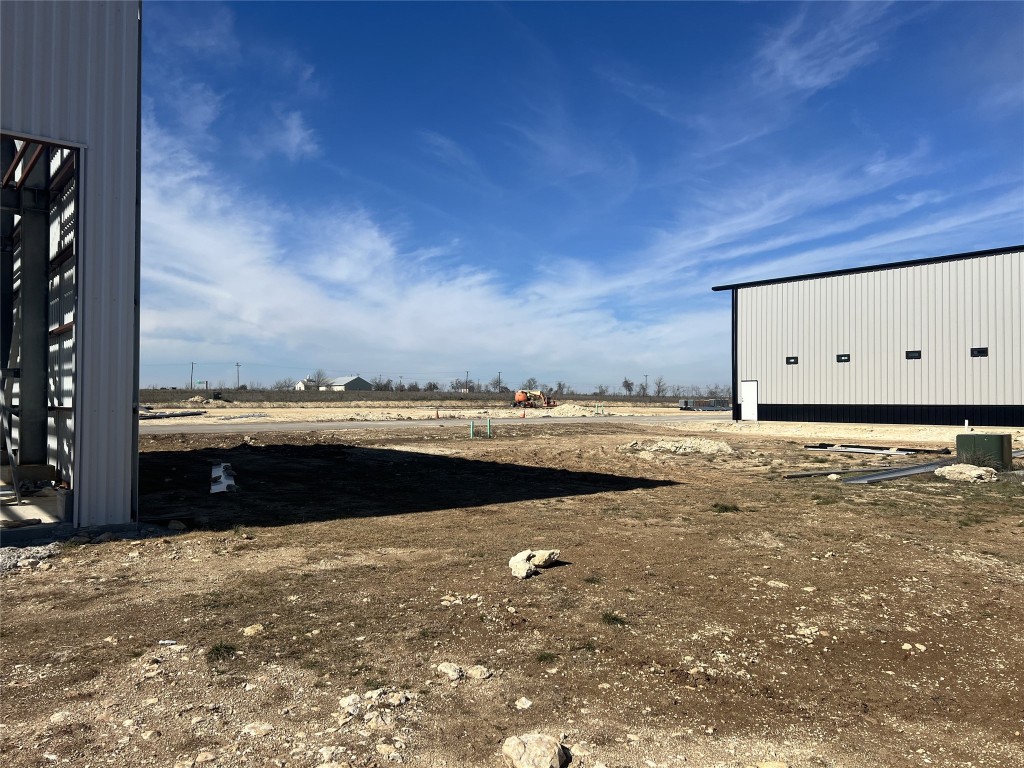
left=1, top=1, right=140, bottom=526
left=736, top=249, right=1023, bottom=407
left=737, top=249, right=1024, bottom=411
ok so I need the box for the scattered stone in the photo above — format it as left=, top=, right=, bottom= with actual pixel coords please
left=757, top=762, right=789, bottom=768
left=195, top=752, right=216, bottom=764
left=801, top=586, right=817, bottom=592
left=501, top=733, right=568, bottom=768
left=68, top=534, right=92, bottom=544
left=767, top=580, right=790, bottom=589
left=167, top=520, right=187, bottom=531
left=17, top=558, right=39, bottom=568
left=92, top=532, right=116, bottom=543
left=376, top=742, right=398, bottom=757
left=339, top=694, right=362, bottom=714
left=241, top=623, right=265, bottom=637
left=437, top=662, right=463, bottom=681
left=515, top=697, right=532, bottom=710
left=466, top=665, right=493, bottom=680
left=364, top=710, right=392, bottom=730
left=935, top=464, right=997, bottom=483
left=49, top=711, right=72, bottom=724
left=385, top=691, right=409, bottom=707
left=826, top=473, right=842, bottom=481
left=622, top=438, right=733, bottom=455
left=241, top=722, right=273, bottom=737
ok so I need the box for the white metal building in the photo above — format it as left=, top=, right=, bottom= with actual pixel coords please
left=712, top=246, right=1024, bottom=427
left=322, top=376, right=372, bottom=392
left=2, top=1, right=141, bottom=526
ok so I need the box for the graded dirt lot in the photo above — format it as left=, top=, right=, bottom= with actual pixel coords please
left=2, top=410, right=1023, bottom=768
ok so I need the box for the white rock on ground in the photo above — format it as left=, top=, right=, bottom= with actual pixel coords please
left=241, top=722, right=273, bottom=737
left=501, top=733, right=569, bottom=768
left=935, top=464, right=998, bottom=483
left=530, top=549, right=560, bottom=568
left=437, top=662, right=463, bottom=680
left=510, top=559, right=539, bottom=579
left=509, top=548, right=560, bottom=578
left=339, top=693, right=361, bottom=714
left=465, top=665, right=492, bottom=679
left=509, top=549, right=537, bottom=579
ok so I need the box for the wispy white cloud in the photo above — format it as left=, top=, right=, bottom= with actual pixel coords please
left=602, top=4, right=900, bottom=158
left=146, top=3, right=241, bottom=63
left=419, top=131, right=497, bottom=192
left=754, top=3, right=891, bottom=95
left=242, top=108, right=320, bottom=162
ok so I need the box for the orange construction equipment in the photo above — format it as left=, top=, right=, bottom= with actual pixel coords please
left=512, top=389, right=556, bottom=408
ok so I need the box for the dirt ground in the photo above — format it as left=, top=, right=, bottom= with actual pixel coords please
left=2, top=413, right=1023, bottom=768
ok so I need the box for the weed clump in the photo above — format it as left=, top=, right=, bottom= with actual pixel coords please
left=206, top=642, right=237, bottom=663
left=711, top=502, right=741, bottom=513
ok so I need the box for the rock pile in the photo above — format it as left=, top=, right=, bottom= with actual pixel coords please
left=545, top=404, right=597, bottom=417
left=935, top=463, right=998, bottom=483
left=622, top=438, right=734, bottom=456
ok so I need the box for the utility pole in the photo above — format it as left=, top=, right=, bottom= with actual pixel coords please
left=497, top=371, right=501, bottom=392
left=644, top=373, right=649, bottom=400
left=190, top=362, right=195, bottom=389
left=466, top=370, right=469, bottom=393
left=235, top=362, right=241, bottom=389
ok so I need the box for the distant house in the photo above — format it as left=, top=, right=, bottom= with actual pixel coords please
left=294, top=379, right=317, bottom=391
left=321, top=376, right=372, bottom=392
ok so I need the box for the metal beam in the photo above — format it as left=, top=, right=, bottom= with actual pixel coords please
left=12, top=147, right=49, bottom=464
left=1, top=139, right=30, bottom=188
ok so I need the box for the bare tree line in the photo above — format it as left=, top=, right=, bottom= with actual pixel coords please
left=148, top=368, right=728, bottom=399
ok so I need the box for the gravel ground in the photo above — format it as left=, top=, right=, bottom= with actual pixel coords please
left=0, top=542, right=61, bottom=572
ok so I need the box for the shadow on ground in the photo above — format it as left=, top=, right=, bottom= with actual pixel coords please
left=138, top=441, right=677, bottom=529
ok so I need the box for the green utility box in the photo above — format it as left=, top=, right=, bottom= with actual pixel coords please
left=955, top=433, right=1012, bottom=471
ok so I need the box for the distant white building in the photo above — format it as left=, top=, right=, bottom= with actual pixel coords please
left=294, top=379, right=316, bottom=391
left=321, top=376, right=372, bottom=392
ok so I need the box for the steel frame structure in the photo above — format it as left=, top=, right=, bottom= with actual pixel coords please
left=1, top=133, right=80, bottom=502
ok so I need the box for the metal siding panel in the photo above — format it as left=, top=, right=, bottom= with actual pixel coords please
left=2, top=1, right=140, bottom=526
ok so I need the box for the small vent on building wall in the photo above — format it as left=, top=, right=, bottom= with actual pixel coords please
left=785, top=356, right=799, bottom=365
left=905, top=350, right=922, bottom=360
left=836, top=354, right=850, bottom=363
left=970, top=347, right=989, bottom=358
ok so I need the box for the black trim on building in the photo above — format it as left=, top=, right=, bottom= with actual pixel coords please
left=757, top=404, right=1024, bottom=427
left=731, top=288, right=740, bottom=421
left=711, top=245, right=1023, bottom=292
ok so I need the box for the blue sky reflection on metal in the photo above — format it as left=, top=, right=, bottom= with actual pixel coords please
left=140, top=2, right=1024, bottom=391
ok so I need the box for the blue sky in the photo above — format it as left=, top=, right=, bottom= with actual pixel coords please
left=140, top=1, right=1024, bottom=392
